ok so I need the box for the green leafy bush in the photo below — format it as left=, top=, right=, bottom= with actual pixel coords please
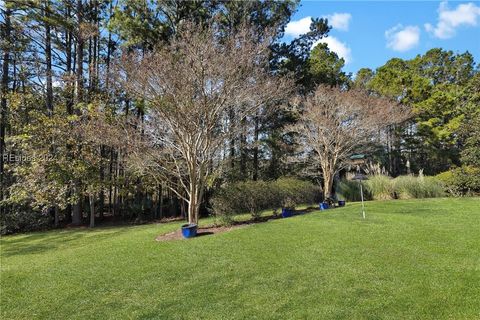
left=271, top=178, right=320, bottom=209
left=210, top=185, right=241, bottom=225
left=235, top=181, right=273, bottom=219
left=436, top=166, right=480, bottom=196
left=1, top=204, right=51, bottom=234
left=211, top=178, right=321, bottom=223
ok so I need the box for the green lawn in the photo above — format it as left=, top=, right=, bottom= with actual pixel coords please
left=1, top=198, right=480, bottom=319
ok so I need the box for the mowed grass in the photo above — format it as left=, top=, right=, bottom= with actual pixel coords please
left=1, top=198, right=480, bottom=320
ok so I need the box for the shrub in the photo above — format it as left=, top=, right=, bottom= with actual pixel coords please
left=210, top=184, right=242, bottom=225
left=211, top=178, right=321, bottom=223
left=211, top=180, right=274, bottom=222
left=236, top=180, right=273, bottom=219
left=436, top=166, right=480, bottom=196
left=1, top=204, right=51, bottom=234
left=271, top=178, right=321, bottom=209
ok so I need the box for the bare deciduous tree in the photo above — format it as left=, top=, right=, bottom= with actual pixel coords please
left=288, top=85, right=410, bottom=198
left=118, top=23, right=292, bottom=224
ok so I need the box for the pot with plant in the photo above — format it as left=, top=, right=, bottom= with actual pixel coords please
left=281, top=197, right=295, bottom=218
left=181, top=223, right=198, bottom=238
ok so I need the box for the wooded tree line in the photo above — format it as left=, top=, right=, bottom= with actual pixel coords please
left=0, top=0, right=478, bottom=233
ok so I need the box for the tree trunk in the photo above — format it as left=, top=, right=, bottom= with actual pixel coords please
left=65, top=4, right=74, bottom=114
left=64, top=6, right=73, bottom=221
left=323, top=169, right=334, bottom=200
left=187, top=198, right=200, bottom=225
left=75, top=0, right=84, bottom=106
left=229, top=109, right=235, bottom=169
left=0, top=3, right=12, bottom=211
left=89, top=194, right=95, bottom=228
left=105, top=0, right=113, bottom=91
left=72, top=187, right=83, bottom=225
left=72, top=202, right=82, bottom=225
left=158, top=183, right=164, bottom=219
left=54, top=205, right=59, bottom=227
left=98, top=146, right=104, bottom=219
left=44, top=0, right=53, bottom=114
left=253, top=114, right=260, bottom=181
left=70, top=0, right=85, bottom=224
left=240, top=119, right=247, bottom=177
left=108, top=147, right=114, bottom=214
left=187, top=179, right=201, bottom=225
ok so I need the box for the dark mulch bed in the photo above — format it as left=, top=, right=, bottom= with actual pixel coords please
left=155, top=206, right=320, bottom=242
left=155, top=225, right=248, bottom=241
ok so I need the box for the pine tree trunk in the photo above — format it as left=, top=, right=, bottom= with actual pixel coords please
left=75, top=0, right=84, bottom=106
left=72, top=204, right=82, bottom=225
left=108, top=147, right=114, bottom=214
left=54, top=205, right=59, bottom=227
left=45, top=0, right=53, bottom=114
left=89, top=194, right=95, bottom=228
left=71, top=0, right=85, bottom=223
left=65, top=6, right=73, bottom=114
left=158, top=184, right=164, bottom=219
left=72, top=182, right=82, bottom=225
left=0, top=3, right=12, bottom=210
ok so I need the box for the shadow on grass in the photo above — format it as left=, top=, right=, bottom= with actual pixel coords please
left=0, top=227, right=131, bottom=258
left=196, top=231, right=214, bottom=237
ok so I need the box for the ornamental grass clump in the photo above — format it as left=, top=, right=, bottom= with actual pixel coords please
left=336, top=179, right=372, bottom=202
left=365, top=175, right=394, bottom=200
left=337, top=173, right=444, bottom=201
left=393, top=174, right=444, bottom=199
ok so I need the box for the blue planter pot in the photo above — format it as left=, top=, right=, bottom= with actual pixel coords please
left=320, top=202, right=329, bottom=210
left=181, top=224, right=198, bottom=238
left=338, top=200, right=346, bottom=207
left=282, top=208, right=294, bottom=218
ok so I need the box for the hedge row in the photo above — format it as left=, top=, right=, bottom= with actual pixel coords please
left=211, top=178, right=321, bottom=224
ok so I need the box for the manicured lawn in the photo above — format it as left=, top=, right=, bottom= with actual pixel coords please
left=1, top=198, right=480, bottom=319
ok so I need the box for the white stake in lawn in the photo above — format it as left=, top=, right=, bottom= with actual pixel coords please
left=360, top=182, right=365, bottom=219
left=353, top=173, right=368, bottom=219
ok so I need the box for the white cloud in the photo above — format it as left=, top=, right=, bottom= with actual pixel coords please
left=385, top=24, right=420, bottom=52
left=285, top=13, right=352, bottom=38
left=324, top=13, right=352, bottom=31
left=285, top=16, right=312, bottom=37
left=313, top=36, right=352, bottom=64
left=425, top=1, right=480, bottom=39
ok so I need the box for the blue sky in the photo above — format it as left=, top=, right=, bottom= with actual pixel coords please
left=283, top=1, right=480, bottom=74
